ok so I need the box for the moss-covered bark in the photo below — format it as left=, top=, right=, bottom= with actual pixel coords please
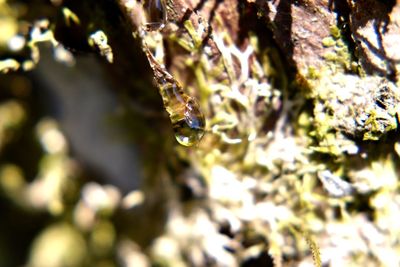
left=1, top=0, right=400, bottom=266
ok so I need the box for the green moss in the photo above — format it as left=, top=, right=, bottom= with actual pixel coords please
left=183, top=20, right=203, bottom=50
left=319, top=25, right=355, bottom=73
left=329, top=25, right=341, bottom=40
left=307, top=66, right=321, bottom=79
left=363, top=109, right=398, bottom=141
left=323, top=51, right=338, bottom=61
left=322, top=37, right=335, bottom=47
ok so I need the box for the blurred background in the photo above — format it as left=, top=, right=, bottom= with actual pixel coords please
left=0, top=0, right=173, bottom=266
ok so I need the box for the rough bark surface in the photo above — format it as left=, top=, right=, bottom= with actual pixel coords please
left=1, top=0, right=400, bottom=266
left=266, top=0, right=337, bottom=72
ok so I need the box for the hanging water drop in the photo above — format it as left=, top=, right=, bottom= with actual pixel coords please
left=143, top=47, right=206, bottom=146
left=139, top=2, right=206, bottom=147
left=173, top=98, right=205, bottom=146
left=141, top=0, right=167, bottom=31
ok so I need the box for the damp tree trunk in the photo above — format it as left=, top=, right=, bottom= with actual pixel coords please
left=110, top=0, right=400, bottom=265
left=1, top=0, right=400, bottom=266
left=45, top=0, right=400, bottom=265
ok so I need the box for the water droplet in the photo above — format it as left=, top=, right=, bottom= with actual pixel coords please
left=141, top=0, right=167, bottom=31
left=173, top=98, right=205, bottom=146
left=142, top=44, right=206, bottom=147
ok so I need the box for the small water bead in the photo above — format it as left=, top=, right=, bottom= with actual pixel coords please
left=139, top=3, right=206, bottom=147
left=141, top=0, right=167, bottom=31
left=173, top=98, right=205, bottom=146
left=157, top=76, right=206, bottom=146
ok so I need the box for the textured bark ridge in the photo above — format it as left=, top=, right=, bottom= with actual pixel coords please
left=266, top=0, right=337, bottom=73
left=263, top=0, right=400, bottom=80
left=350, top=0, right=400, bottom=79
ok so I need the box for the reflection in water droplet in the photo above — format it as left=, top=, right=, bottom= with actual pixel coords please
left=139, top=2, right=206, bottom=147
left=173, top=98, right=205, bottom=146
left=141, top=0, right=167, bottom=31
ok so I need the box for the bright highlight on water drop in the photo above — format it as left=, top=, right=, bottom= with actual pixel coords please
left=141, top=0, right=167, bottom=31
left=139, top=0, right=206, bottom=146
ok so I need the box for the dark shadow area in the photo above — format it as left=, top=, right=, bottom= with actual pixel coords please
left=330, top=0, right=398, bottom=81
left=272, top=0, right=295, bottom=67
left=238, top=0, right=295, bottom=74
left=0, top=197, right=51, bottom=267
left=241, top=250, right=275, bottom=267
left=328, top=0, right=358, bottom=73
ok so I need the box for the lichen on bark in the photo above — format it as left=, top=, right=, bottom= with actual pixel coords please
left=1, top=0, right=400, bottom=266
